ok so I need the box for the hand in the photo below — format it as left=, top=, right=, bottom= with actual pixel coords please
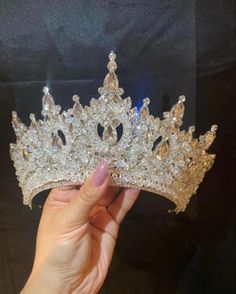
left=21, top=161, right=140, bottom=294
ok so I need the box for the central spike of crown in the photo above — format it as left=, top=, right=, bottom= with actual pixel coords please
left=10, top=52, right=217, bottom=212
left=99, top=51, right=122, bottom=95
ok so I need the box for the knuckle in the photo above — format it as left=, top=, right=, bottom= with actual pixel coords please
left=79, top=185, right=97, bottom=203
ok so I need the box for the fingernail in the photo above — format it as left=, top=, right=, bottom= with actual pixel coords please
left=92, top=161, right=108, bottom=187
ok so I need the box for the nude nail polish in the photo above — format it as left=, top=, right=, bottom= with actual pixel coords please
left=92, top=161, right=108, bottom=186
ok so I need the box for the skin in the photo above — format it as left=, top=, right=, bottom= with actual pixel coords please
left=21, top=162, right=140, bottom=294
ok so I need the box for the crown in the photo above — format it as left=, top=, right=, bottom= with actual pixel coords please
left=10, top=51, right=217, bottom=213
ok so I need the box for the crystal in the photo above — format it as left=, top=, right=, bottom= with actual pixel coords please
left=22, top=148, right=29, bottom=160
left=12, top=111, right=24, bottom=131
left=72, top=95, right=80, bottom=104
left=140, top=99, right=150, bottom=117
left=103, top=125, right=117, bottom=145
left=52, top=133, right=62, bottom=149
left=109, top=51, right=116, bottom=61
left=104, top=73, right=119, bottom=92
left=171, top=100, right=184, bottom=126
left=154, top=140, right=169, bottom=160
left=107, top=61, right=117, bottom=72
left=211, top=125, right=218, bottom=132
left=129, top=107, right=139, bottom=123
left=111, top=119, right=121, bottom=128
left=188, top=126, right=195, bottom=133
left=43, top=86, right=49, bottom=94
left=179, top=95, right=185, bottom=102
left=42, top=91, right=54, bottom=114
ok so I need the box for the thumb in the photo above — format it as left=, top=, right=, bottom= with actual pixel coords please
left=61, top=161, right=109, bottom=226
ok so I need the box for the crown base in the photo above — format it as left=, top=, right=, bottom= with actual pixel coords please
left=18, top=153, right=215, bottom=213
left=24, top=176, right=192, bottom=213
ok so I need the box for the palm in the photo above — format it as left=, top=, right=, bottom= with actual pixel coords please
left=75, top=187, right=133, bottom=283
left=37, top=186, right=139, bottom=293
left=80, top=218, right=117, bottom=291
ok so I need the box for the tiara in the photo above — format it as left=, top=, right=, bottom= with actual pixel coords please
left=10, top=51, right=217, bottom=213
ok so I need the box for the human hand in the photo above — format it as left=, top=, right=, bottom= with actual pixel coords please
left=21, top=161, right=140, bottom=294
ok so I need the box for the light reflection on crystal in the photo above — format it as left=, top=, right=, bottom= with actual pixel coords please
left=154, top=140, right=169, bottom=160
left=22, top=148, right=29, bottom=160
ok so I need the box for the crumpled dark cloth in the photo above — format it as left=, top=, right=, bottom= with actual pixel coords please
left=0, top=0, right=235, bottom=293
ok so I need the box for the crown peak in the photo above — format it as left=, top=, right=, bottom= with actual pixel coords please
left=98, top=51, right=124, bottom=96
left=43, top=86, right=49, bottom=94
left=109, top=51, right=116, bottom=61
left=107, top=53, right=117, bottom=73
left=178, top=95, right=185, bottom=103
left=211, top=124, right=218, bottom=132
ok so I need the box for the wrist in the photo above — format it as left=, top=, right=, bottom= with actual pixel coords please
left=21, top=268, right=69, bottom=294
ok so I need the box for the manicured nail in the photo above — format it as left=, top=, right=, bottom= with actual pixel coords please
left=92, top=161, right=108, bottom=187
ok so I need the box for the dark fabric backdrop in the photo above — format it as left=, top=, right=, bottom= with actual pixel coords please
left=0, top=1, right=235, bottom=293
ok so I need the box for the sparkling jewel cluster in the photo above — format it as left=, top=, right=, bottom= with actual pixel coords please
left=10, top=52, right=217, bottom=212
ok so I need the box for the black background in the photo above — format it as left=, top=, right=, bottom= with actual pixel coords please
left=0, top=1, right=235, bottom=293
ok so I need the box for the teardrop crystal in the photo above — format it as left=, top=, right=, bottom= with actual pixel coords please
left=22, top=148, right=29, bottom=160
left=154, top=140, right=169, bottom=160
